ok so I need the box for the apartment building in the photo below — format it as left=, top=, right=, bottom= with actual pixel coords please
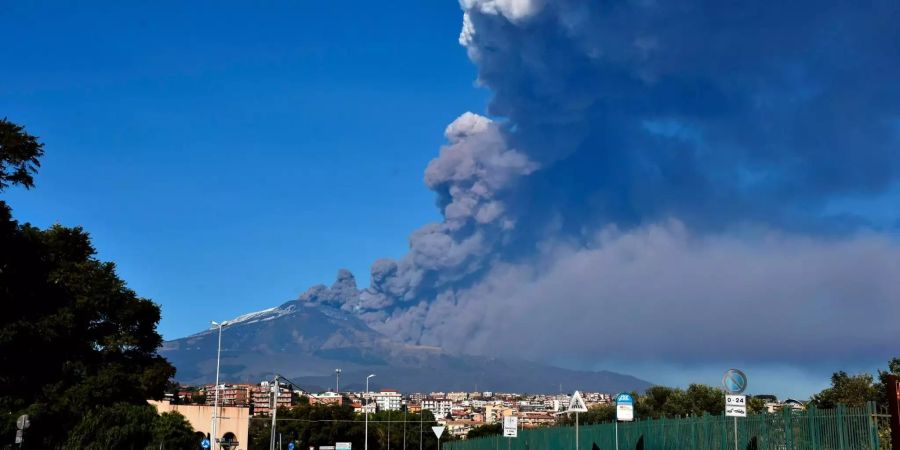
left=373, top=389, right=403, bottom=411
left=422, top=398, right=453, bottom=418
left=204, top=384, right=254, bottom=407
left=250, top=382, right=292, bottom=415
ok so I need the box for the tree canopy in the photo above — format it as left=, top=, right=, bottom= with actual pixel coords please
left=0, top=118, right=43, bottom=190
left=0, top=119, right=176, bottom=448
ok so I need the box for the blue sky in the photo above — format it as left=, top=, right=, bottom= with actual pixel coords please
left=1, top=1, right=486, bottom=339
left=4, top=1, right=899, bottom=399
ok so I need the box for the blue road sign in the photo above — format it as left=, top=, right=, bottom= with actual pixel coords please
left=201, top=438, right=210, bottom=449
left=288, top=443, right=295, bottom=450
left=615, top=393, right=634, bottom=405
left=722, top=369, right=748, bottom=394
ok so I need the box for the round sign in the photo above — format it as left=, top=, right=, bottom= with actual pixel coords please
left=201, top=438, right=210, bottom=449
left=288, top=443, right=295, bottom=450
left=722, top=369, right=748, bottom=394
left=615, top=393, right=634, bottom=405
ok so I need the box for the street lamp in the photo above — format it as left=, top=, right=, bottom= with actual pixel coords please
left=365, top=374, right=376, bottom=450
left=210, top=321, right=226, bottom=450
left=335, top=368, right=342, bottom=393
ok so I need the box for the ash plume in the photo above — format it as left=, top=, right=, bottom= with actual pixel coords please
left=300, top=0, right=900, bottom=370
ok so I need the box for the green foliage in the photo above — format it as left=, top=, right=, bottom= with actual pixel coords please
left=466, top=423, right=502, bottom=439
left=809, top=371, right=881, bottom=408
left=249, top=405, right=440, bottom=450
left=64, top=403, right=196, bottom=450
left=149, top=411, right=199, bottom=449
left=876, top=357, right=900, bottom=404
left=0, top=118, right=44, bottom=191
left=0, top=120, right=175, bottom=448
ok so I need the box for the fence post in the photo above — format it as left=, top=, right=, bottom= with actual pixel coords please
left=836, top=404, right=847, bottom=450
left=722, top=414, right=729, bottom=450
left=783, top=407, right=794, bottom=450
left=806, top=405, right=819, bottom=450
left=865, top=402, right=879, bottom=450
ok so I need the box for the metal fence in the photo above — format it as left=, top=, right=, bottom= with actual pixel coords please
left=447, top=403, right=892, bottom=450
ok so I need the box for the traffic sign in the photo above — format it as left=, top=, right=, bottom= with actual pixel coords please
left=201, top=438, right=210, bottom=449
left=432, top=426, right=445, bottom=439
left=725, top=394, right=747, bottom=417
left=615, top=393, right=634, bottom=422
left=503, top=416, right=518, bottom=438
left=336, top=442, right=351, bottom=450
left=568, top=391, right=588, bottom=413
left=288, top=443, right=295, bottom=450
left=16, top=415, right=30, bottom=430
left=722, top=369, right=748, bottom=394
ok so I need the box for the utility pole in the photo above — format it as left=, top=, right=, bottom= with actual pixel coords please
left=365, top=374, right=375, bottom=450
left=210, top=321, right=225, bottom=450
left=403, top=401, right=407, bottom=450
left=270, top=376, right=280, bottom=450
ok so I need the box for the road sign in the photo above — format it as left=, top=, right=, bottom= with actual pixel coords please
left=725, top=394, right=747, bottom=417
left=201, top=438, right=210, bottom=449
left=432, top=426, right=445, bottom=439
left=16, top=415, right=29, bottom=430
left=568, top=391, right=588, bottom=413
left=15, top=430, right=23, bottom=444
left=288, top=443, right=295, bottom=450
left=503, top=416, right=518, bottom=438
left=615, top=393, right=635, bottom=422
left=722, top=369, right=748, bottom=394
left=336, top=442, right=351, bottom=450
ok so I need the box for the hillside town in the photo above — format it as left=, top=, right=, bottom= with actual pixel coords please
left=166, top=380, right=806, bottom=440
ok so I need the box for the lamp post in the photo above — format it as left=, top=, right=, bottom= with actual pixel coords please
left=365, top=374, right=376, bottom=450
left=210, top=321, right=226, bottom=450
left=335, top=369, right=342, bottom=393
left=402, top=400, right=407, bottom=450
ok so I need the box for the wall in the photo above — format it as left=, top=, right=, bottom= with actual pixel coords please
left=149, top=400, right=251, bottom=450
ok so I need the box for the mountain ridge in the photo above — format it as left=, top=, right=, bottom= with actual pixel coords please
left=161, top=300, right=652, bottom=393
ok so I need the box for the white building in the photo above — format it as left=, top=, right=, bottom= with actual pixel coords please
left=422, top=398, right=453, bottom=418
left=374, top=390, right=403, bottom=411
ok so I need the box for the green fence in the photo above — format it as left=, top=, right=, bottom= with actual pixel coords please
left=447, top=403, right=891, bottom=450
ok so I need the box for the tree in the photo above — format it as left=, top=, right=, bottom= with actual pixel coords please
left=65, top=403, right=196, bottom=450
left=0, top=119, right=175, bottom=448
left=467, top=423, right=502, bottom=439
left=0, top=118, right=43, bottom=190
left=149, top=411, right=199, bottom=449
left=809, top=371, right=880, bottom=408
left=65, top=403, right=159, bottom=450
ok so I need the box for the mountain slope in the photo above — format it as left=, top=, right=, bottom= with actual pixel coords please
left=161, top=301, right=652, bottom=393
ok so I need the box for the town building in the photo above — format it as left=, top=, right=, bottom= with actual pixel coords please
left=250, top=382, right=292, bottom=415
left=422, top=398, right=453, bottom=419
left=373, top=389, right=403, bottom=411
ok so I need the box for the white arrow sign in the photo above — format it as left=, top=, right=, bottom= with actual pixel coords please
left=432, top=426, right=445, bottom=439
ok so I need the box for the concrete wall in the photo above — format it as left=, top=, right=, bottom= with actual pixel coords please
left=149, top=400, right=250, bottom=450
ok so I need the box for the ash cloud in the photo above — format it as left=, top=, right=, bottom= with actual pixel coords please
left=299, top=0, right=900, bottom=370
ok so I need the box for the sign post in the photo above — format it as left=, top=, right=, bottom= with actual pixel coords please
left=15, top=415, right=29, bottom=446
left=722, top=369, right=748, bottom=450
left=432, top=426, right=445, bottom=450
left=568, top=391, right=588, bottom=450
left=614, top=393, right=634, bottom=450
left=503, top=416, right=518, bottom=450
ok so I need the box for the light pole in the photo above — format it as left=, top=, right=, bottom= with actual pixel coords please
left=335, top=369, right=342, bottom=393
left=365, top=374, right=375, bottom=450
left=210, top=321, right=226, bottom=450
left=402, top=400, right=407, bottom=450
